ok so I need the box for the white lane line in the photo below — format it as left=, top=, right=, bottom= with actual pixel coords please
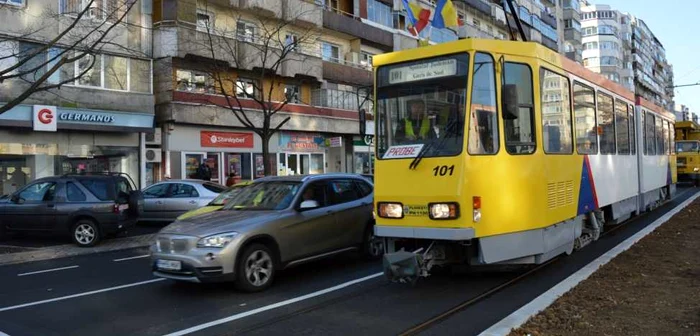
left=17, top=265, right=79, bottom=277
left=163, top=272, right=384, bottom=336
left=479, top=190, right=700, bottom=336
left=0, top=278, right=166, bottom=313
left=113, top=255, right=150, bottom=262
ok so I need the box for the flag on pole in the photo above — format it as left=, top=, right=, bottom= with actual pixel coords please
left=432, top=0, right=459, bottom=29
left=402, top=0, right=431, bottom=36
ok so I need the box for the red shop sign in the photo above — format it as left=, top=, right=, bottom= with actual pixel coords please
left=201, top=131, right=254, bottom=148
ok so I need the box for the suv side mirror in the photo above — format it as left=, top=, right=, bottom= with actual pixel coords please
left=502, top=84, right=519, bottom=120
left=299, top=200, right=319, bottom=210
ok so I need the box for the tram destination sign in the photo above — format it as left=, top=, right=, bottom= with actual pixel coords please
left=388, top=59, right=457, bottom=85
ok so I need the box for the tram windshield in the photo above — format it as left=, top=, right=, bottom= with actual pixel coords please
left=676, top=141, right=700, bottom=153
left=375, top=53, right=469, bottom=159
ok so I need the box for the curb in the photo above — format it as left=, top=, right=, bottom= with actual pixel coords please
left=0, top=234, right=156, bottom=266
left=478, top=190, right=700, bottom=336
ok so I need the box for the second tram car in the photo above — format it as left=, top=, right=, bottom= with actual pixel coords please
left=371, top=38, right=676, bottom=282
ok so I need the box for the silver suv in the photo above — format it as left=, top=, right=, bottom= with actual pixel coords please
left=150, top=173, right=381, bottom=292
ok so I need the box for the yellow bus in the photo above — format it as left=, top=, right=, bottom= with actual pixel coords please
left=372, top=38, right=676, bottom=283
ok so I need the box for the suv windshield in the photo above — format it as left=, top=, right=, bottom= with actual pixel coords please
left=223, top=181, right=301, bottom=211
left=676, top=141, right=700, bottom=153
left=209, top=184, right=249, bottom=206
left=376, top=53, right=469, bottom=159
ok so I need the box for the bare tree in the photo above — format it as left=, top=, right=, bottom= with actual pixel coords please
left=0, top=0, right=140, bottom=114
left=194, top=4, right=323, bottom=176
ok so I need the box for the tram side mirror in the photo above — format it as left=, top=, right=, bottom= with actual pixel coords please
left=502, top=84, right=519, bottom=120
left=359, top=109, right=367, bottom=137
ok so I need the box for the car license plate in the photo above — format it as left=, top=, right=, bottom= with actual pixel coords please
left=157, top=259, right=181, bottom=271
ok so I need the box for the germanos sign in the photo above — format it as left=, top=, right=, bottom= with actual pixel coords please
left=200, top=131, right=254, bottom=148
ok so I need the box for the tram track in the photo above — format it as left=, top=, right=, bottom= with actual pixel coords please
left=396, top=188, right=696, bottom=336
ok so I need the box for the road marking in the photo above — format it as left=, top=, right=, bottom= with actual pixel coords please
left=0, top=278, right=166, bottom=313
left=113, top=255, right=150, bottom=262
left=163, top=272, right=384, bottom=336
left=479, top=190, right=700, bottom=336
left=17, top=265, right=79, bottom=277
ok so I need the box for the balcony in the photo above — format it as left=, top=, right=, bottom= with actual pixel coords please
left=321, top=53, right=372, bottom=87
left=542, top=36, right=558, bottom=51
left=459, top=24, right=495, bottom=39
left=565, top=29, right=581, bottom=43
left=462, top=0, right=492, bottom=16
left=232, top=0, right=281, bottom=18
left=322, top=9, right=392, bottom=49
left=283, top=0, right=323, bottom=27
left=280, top=51, right=323, bottom=81
left=541, top=13, right=557, bottom=29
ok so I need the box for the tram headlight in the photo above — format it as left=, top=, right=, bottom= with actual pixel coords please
left=378, top=202, right=403, bottom=218
left=429, top=203, right=459, bottom=220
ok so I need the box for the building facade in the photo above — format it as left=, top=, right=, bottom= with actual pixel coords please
left=562, top=0, right=582, bottom=63
left=579, top=2, right=674, bottom=111
left=0, top=0, right=155, bottom=192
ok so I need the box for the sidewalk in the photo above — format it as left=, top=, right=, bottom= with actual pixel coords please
left=0, top=234, right=155, bottom=266
left=509, top=198, right=700, bottom=336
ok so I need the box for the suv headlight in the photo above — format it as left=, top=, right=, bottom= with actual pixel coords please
left=377, top=202, right=403, bottom=218
left=197, top=232, right=239, bottom=248
left=429, top=203, right=459, bottom=219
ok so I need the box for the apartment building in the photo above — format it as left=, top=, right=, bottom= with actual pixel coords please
left=579, top=2, right=674, bottom=111
left=562, top=0, right=582, bottom=63
left=0, top=0, right=155, bottom=191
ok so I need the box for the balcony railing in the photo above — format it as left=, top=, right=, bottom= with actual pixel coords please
left=311, top=88, right=373, bottom=112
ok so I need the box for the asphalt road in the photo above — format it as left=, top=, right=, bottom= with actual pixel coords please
left=0, top=186, right=695, bottom=336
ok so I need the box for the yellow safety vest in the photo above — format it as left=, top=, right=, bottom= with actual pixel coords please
left=405, top=117, right=430, bottom=138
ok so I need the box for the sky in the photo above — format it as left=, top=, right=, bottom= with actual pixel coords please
left=588, top=0, right=700, bottom=113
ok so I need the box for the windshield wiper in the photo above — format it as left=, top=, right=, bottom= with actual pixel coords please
left=409, top=117, right=460, bottom=170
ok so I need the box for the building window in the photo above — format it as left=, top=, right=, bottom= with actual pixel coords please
left=597, top=92, right=615, bottom=154
left=197, top=11, right=212, bottom=30
left=284, top=84, right=300, bottom=103
left=103, top=55, right=128, bottom=90
left=468, top=52, right=498, bottom=155
left=176, top=69, right=216, bottom=94
left=236, top=78, right=258, bottom=99
left=503, top=62, right=535, bottom=155
left=541, top=69, right=572, bottom=154
left=284, top=34, right=298, bottom=52
left=0, top=0, right=23, bottom=6
left=360, top=52, right=373, bottom=69
left=367, top=0, right=392, bottom=28
left=614, top=99, right=630, bottom=154
left=77, top=54, right=102, bottom=87
left=60, top=0, right=127, bottom=22
left=629, top=104, right=636, bottom=155
left=655, top=117, right=664, bottom=155
left=237, top=21, right=256, bottom=42
left=321, top=42, right=340, bottom=63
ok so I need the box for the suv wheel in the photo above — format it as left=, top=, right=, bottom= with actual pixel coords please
left=72, top=220, right=100, bottom=247
left=362, top=225, right=384, bottom=260
left=236, top=244, right=275, bottom=292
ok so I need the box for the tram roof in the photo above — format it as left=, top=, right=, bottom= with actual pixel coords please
left=373, top=38, right=673, bottom=120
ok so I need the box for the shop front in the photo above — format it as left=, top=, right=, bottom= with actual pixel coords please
left=0, top=104, right=154, bottom=194
left=276, top=132, right=328, bottom=176
left=165, top=126, right=340, bottom=184
left=353, top=135, right=374, bottom=175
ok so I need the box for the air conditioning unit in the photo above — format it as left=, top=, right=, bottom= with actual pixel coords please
left=145, top=148, right=162, bottom=163
left=146, top=128, right=162, bottom=145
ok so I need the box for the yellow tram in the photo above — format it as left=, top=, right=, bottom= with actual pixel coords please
left=371, top=38, right=676, bottom=282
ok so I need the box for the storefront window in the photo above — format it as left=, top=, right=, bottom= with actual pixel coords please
left=225, top=153, right=252, bottom=185
left=354, top=152, right=374, bottom=174
left=1, top=143, right=139, bottom=196
left=254, top=153, right=277, bottom=178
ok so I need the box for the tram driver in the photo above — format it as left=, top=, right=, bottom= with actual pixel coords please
left=394, top=99, right=438, bottom=143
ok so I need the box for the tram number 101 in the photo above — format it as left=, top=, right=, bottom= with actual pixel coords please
left=432, top=165, right=455, bottom=176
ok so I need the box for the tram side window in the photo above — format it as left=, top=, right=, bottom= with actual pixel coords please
left=573, top=82, right=597, bottom=154
left=503, top=62, right=535, bottom=154
left=629, top=104, right=636, bottom=155
left=645, top=112, right=655, bottom=155
left=468, top=52, right=499, bottom=155
left=597, top=93, right=615, bottom=154
left=540, top=68, right=572, bottom=154
left=655, top=116, right=664, bottom=155
left=670, top=125, right=676, bottom=154
left=662, top=120, right=670, bottom=155
left=614, top=99, right=630, bottom=154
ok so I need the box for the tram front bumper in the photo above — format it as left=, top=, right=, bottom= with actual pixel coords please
left=382, top=250, right=425, bottom=284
